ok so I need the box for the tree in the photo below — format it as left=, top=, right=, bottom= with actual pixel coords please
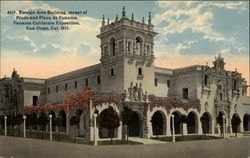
left=0, top=115, right=4, bottom=135
left=14, top=113, right=23, bottom=136
left=120, top=106, right=133, bottom=143
left=26, top=113, right=38, bottom=138
left=177, top=114, right=187, bottom=141
left=55, top=117, right=62, bottom=141
left=231, top=115, right=241, bottom=137
left=97, top=106, right=120, bottom=144
left=151, top=112, right=164, bottom=139
left=39, top=113, right=49, bottom=139
left=7, top=114, right=15, bottom=136
left=216, top=113, right=226, bottom=137
left=70, top=116, right=79, bottom=143
left=200, top=114, right=210, bottom=136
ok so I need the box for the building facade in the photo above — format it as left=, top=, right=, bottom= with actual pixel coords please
left=1, top=8, right=250, bottom=140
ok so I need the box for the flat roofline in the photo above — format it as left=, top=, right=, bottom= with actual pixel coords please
left=46, top=63, right=100, bottom=81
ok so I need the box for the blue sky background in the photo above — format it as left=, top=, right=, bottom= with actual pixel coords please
left=0, top=1, right=249, bottom=86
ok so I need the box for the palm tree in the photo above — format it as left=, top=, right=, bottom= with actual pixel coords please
left=70, top=116, right=79, bottom=143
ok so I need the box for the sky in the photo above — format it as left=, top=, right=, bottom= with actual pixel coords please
left=0, top=1, right=249, bottom=89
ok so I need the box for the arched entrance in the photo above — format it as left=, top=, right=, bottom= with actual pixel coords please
left=75, top=109, right=84, bottom=137
left=231, top=113, right=241, bottom=133
left=243, top=114, right=250, bottom=131
left=187, top=112, right=198, bottom=134
left=151, top=111, right=166, bottom=136
left=217, top=111, right=227, bottom=134
left=170, top=111, right=181, bottom=134
left=59, top=110, right=66, bottom=132
left=200, top=112, right=212, bottom=134
left=128, top=111, right=140, bottom=137
left=98, top=107, right=119, bottom=139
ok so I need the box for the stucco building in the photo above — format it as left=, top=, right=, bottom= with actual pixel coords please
left=1, top=7, right=250, bottom=140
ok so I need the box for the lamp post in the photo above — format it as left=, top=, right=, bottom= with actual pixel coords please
left=93, top=113, right=98, bottom=146
left=49, top=114, right=53, bottom=141
left=4, top=116, right=7, bottom=136
left=222, top=115, right=225, bottom=139
left=171, top=114, right=175, bottom=142
left=23, top=115, right=26, bottom=138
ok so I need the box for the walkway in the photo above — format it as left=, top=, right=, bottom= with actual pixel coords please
left=0, top=136, right=249, bottom=158
left=129, top=137, right=167, bottom=144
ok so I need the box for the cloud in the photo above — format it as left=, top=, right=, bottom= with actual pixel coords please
left=77, top=43, right=91, bottom=54
left=1, top=36, right=36, bottom=52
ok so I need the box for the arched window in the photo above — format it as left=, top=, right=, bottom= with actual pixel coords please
left=111, top=68, right=114, bottom=76
left=138, top=67, right=142, bottom=75
left=219, top=93, right=223, bottom=101
left=110, top=38, right=115, bottom=56
left=204, top=75, right=209, bottom=86
left=136, top=37, right=143, bottom=55
left=233, top=79, right=237, bottom=90
left=217, top=80, right=223, bottom=90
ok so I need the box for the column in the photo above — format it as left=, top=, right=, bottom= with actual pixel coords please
left=166, top=117, right=171, bottom=136
left=4, top=116, right=7, bottom=136
left=49, top=114, right=53, bottom=141
left=171, top=115, right=175, bottom=142
left=211, top=119, right=215, bottom=134
left=23, top=115, right=26, bottom=138
left=93, top=113, right=98, bottom=146
left=222, top=115, right=225, bottom=138
left=117, top=121, right=122, bottom=139
left=182, top=123, right=188, bottom=135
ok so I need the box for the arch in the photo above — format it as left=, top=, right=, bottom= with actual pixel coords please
left=231, top=113, right=241, bottom=133
left=98, top=107, right=119, bottom=138
left=59, top=110, right=66, bottom=132
left=200, top=112, right=212, bottom=134
left=243, top=114, right=250, bottom=131
left=138, top=67, right=142, bottom=76
left=31, top=112, right=38, bottom=130
left=233, top=79, right=237, bottom=90
left=48, top=111, right=56, bottom=131
left=217, top=111, right=227, bottom=134
left=128, top=111, right=142, bottom=137
left=75, top=109, right=84, bottom=137
left=170, top=111, right=181, bottom=134
left=187, top=111, right=198, bottom=134
left=135, top=36, right=143, bottom=55
left=109, top=37, right=116, bottom=56
left=151, top=110, right=166, bottom=136
left=204, top=74, right=209, bottom=86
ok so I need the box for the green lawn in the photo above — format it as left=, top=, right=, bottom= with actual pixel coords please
left=152, top=135, right=221, bottom=142
left=0, top=128, right=141, bottom=145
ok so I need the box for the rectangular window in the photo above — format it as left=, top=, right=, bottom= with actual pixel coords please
left=56, top=85, right=59, bottom=93
left=97, top=76, right=101, bottom=84
left=155, top=79, right=158, bottom=87
left=183, top=88, right=189, bottom=99
left=85, top=78, right=88, bottom=86
left=167, top=80, right=170, bottom=88
left=75, top=81, right=78, bottom=89
left=47, top=87, right=50, bottom=94
left=33, top=96, right=38, bottom=106
left=65, top=83, right=67, bottom=91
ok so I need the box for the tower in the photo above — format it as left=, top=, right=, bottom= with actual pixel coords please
left=97, top=7, right=158, bottom=94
